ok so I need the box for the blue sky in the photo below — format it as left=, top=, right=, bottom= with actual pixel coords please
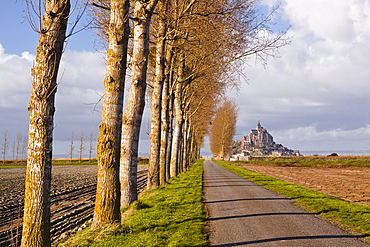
left=1, top=1, right=97, bottom=54
left=2, top=0, right=370, bottom=157
left=0, top=1, right=37, bottom=55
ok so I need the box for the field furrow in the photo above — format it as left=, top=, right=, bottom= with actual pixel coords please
left=0, top=165, right=147, bottom=246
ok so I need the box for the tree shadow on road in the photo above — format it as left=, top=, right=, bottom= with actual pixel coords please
left=210, top=234, right=370, bottom=246
left=207, top=212, right=316, bottom=221
left=204, top=198, right=290, bottom=204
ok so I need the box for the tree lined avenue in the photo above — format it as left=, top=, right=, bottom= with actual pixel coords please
left=19, top=0, right=289, bottom=245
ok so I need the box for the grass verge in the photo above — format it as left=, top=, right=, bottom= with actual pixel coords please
left=57, top=159, right=207, bottom=247
left=232, top=156, right=370, bottom=168
left=215, top=160, right=370, bottom=240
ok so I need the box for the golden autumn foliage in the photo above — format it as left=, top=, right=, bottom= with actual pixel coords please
left=210, top=99, right=239, bottom=160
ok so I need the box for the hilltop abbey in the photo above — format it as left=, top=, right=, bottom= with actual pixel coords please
left=233, top=120, right=301, bottom=159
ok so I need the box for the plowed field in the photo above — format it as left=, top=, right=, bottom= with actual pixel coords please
left=0, top=165, right=147, bottom=246
left=235, top=163, right=370, bottom=206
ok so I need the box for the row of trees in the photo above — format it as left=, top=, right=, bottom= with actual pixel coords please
left=0, top=130, right=95, bottom=162
left=68, top=130, right=95, bottom=161
left=20, top=0, right=289, bottom=246
left=1, top=130, right=28, bottom=161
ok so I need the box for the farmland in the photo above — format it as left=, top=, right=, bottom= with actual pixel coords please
left=231, top=156, right=370, bottom=206
left=0, top=161, right=148, bottom=246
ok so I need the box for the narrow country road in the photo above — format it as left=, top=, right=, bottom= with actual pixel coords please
left=203, top=159, right=369, bottom=246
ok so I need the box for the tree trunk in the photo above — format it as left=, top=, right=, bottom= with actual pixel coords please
left=162, top=50, right=175, bottom=182
left=182, top=120, right=192, bottom=170
left=120, top=0, right=158, bottom=207
left=147, top=5, right=167, bottom=189
left=165, top=92, right=174, bottom=181
left=158, top=49, right=172, bottom=184
left=92, top=0, right=130, bottom=229
left=170, top=82, right=184, bottom=177
left=21, top=1, right=70, bottom=246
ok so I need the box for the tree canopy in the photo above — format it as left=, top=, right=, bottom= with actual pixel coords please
left=210, top=99, right=239, bottom=159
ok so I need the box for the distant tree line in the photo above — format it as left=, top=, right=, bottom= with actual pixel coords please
left=0, top=129, right=96, bottom=162
left=68, top=129, right=96, bottom=161
left=1, top=129, right=28, bottom=161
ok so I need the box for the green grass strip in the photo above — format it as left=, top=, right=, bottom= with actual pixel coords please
left=59, top=159, right=207, bottom=247
left=215, top=160, right=370, bottom=239
left=232, top=156, right=370, bottom=168
left=0, top=166, right=26, bottom=168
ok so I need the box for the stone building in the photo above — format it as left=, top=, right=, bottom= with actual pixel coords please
left=234, top=120, right=301, bottom=158
left=241, top=120, right=274, bottom=150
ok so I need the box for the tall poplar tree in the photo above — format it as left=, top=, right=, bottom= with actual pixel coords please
left=147, top=0, right=168, bottom=189
left=21, top=0, right=70, bottom=246
left=92, top=0, right=130, bottom=228
left=120, top=0, right=158, bottom=207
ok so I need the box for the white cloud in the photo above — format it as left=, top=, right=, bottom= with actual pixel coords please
left=0, top=44, right=106, bottom=147
left=54, top=50, right=106, bottom=140
left=271, top=125, right=370, bottom=151
left=231, top=1, right=370, bottom=153
left=0, top=44, right=33, bottom=109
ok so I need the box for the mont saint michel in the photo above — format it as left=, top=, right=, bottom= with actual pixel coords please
left=233, top=120, right=301, bottom=159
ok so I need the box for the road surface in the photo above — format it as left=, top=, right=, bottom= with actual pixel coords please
left=203, top=159, right=369, bottom=246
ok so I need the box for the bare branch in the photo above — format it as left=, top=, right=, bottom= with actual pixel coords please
left=91, top=2, right=110, bottom=11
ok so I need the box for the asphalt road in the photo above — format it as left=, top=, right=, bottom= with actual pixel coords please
left=203, top=159, right=369, bottom=246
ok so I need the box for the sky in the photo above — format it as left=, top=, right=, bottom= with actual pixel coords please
left=1, top=0, right=370, bottom=157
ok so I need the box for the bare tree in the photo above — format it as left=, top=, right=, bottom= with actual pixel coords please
left=12, top=135, right=16, bottom=160
left=120, top=0, right=158, bottom=207
left=2, top=130, right=9, bottom=162
left=21, top=136, right=28, bottom=160
left=88, top=129, right=94, bottom=160
left=92, top=0, right=130, bottom=229
left=15, top=132, right=24, bottom=160
left=147, top=0, right=168, bottom=189
left=21, top=0, right=71, bottom=246
left=78, top=130, right=85, bottom=160
left=69, top=130, right=75, bottom=162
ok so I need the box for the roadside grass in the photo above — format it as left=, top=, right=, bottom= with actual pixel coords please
left=215, top=160, right=370, bottom=240
left=233, top=156, right=370, bottom=168
left=57, top=159, right=206, bottom=247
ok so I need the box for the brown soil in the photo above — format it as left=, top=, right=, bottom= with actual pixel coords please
left=0, top=165, right=148, bottom=246
left=235, top=164, right=370, bottom=206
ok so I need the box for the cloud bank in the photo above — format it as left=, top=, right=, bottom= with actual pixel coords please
left=2, top=0, right=370, bottom=156
left=232, top=0, right=370, bottom=153
left=0, top=44, right=105, bottom=156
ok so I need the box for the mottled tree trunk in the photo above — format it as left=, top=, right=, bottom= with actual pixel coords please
left=147, top=4, right=167, bottom=189
left=21, top=1, right=70, bottom=246
left=170, top=81, right=184, bottom=177
left=159, top=77, right=169, bottom=185
left=92, top=0, right=130, bottom=228
left=120, top=0, right=158, bottom=207
left=181, top=119, right=188, bottom=172
left=158, top=51, right=172, bottom=184
left=182, top=120, right=192, bottom=170
left=161, top=50, right=175, bottom=183
left=165, top=93, right=174, bottom=181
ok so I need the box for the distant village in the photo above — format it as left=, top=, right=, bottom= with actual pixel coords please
left=231, top=120, right=301, bottom=160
